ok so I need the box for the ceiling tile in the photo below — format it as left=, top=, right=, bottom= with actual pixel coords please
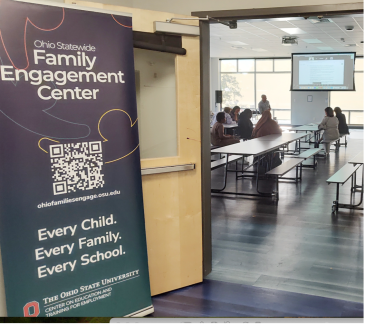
left=302, top=39, right=323, bottom=44
left=265, top=21, right=297, bottom=28
left=210, top=14, right=363, bottom=58
left=226, top=41, right=248, bottom=45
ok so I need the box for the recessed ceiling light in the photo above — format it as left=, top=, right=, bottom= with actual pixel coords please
left=317, top=46, right=334, bottom=50
left=344, top=44, right=358, bottom=47
left=226, top=41, right=247, bottom=45
left=302, top=39, right=323, bottom=44
left=280, top=28, right=307, bottom=35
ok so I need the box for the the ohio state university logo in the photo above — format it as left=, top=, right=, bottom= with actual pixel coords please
left=23, top=301, right=40, bottom=317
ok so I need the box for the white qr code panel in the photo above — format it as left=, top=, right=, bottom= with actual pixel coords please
left=50, top=141, right=105, bottom=195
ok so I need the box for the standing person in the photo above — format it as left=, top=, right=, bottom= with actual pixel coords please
left=223, top=107, right=233, bottom=124
left=258, top=94, right=271, bottom=114
left=211, top=112, right=240, bottom=147
left=252, top=110, right=282, bottom=138
left=318, top=107, right=339, bottom=155
left=230, top=106, right=240, bottom=122
left=238, top=109, right=253, bottom=140
left=334, top=107, right=350, bottom=136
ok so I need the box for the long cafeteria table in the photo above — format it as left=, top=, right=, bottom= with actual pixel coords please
left=211, top=132, right=311, bottom=198
left=291, top=123, right=322, bottom=144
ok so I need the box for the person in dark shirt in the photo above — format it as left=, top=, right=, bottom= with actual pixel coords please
left=334, top=107, right=350, bottom=135
left=238, top=109, right=253, bottom=140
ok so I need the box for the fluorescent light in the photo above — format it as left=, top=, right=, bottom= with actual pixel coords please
left=302, top=39, right=323, bottom=44
left=251, top=48, right=267, bottom=52
left=280, top=28, right=307, bottom=34
left=317, top=46, right=333, bottom=50
left=226, top=41, right=247, bottom=45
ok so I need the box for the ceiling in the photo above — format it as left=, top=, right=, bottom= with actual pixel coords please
left=210, top=15, right=363, bottom=58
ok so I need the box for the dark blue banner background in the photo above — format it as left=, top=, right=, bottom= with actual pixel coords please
left=0, top=0, right=152, bottom=317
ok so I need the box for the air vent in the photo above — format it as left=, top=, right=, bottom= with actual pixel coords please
left=344, top=44, right=358, bottom=47
left=282, top=36, right=298, bottom=46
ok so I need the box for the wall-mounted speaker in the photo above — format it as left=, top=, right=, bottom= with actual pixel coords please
left=215, top=90, right=222, bottom=104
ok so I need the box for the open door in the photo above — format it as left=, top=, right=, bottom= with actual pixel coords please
left=67, top=0, right=203, bottom=296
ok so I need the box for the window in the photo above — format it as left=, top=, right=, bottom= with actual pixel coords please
left=355, top=57, right=363, bottom=72
left=134, top=49, right=177, bottom=158
left=256, top=73, right=291, bottom=109
left=238, top=59, right=255, bottom=72
left=221, top=60, right=237, bottom=72
left=221, top=73, right=255, bottom=109
left=220, top=58, right=290, bottom=124
left=256, top=59, right=273, bottom=72
left=274, top=59, right=291, bottom=72
left=220, top=57, right=364, bottom=125
left=330, top=58, right=363, bottom=125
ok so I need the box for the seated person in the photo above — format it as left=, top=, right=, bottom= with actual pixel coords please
left=251, top=110, right=282, bottom=138
left=230, top=106, right=240, bottom=122
left=238, top=109, right=253, bottom=140
left=318, top=107, right=339, bottom=155
left=223, top=107, right=233, bottom=124
left=211, top=112, right=240, bottom=147
left=334, top=107, right=350, bottom=136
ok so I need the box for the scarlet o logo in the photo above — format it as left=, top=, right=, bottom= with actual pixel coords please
left=23, top=301, right=40, bottom=317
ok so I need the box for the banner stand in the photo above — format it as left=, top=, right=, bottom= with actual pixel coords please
left=0, top=0, right=153, bottom=317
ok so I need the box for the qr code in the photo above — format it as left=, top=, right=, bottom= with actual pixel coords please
left=50, top=141, right=105, bottom=195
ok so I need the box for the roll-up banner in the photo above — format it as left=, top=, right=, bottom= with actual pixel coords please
left=0, top=0, right=153, bottom=317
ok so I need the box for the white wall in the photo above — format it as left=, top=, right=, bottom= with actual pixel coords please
left=291, top=91, right=329, bottom=125
left=210, top=58, right=220, bottom=113
left=55, top=0, right=361, bottom=15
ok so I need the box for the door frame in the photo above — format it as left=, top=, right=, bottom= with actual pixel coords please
left=197, top=2, right=364, bottom=277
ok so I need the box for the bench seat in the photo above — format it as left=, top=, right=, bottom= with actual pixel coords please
left=293, top=148, right=322, bottom=159
left=266, top=158, right=304, bottom=177
left=327, top=163, right=362, bottom=213
left=265, top=158, right=304, bottom=201
left=327, top=163, right=361, bottom=185
left=292, top=148, right=322, bottom=168
left=211, top=155, right=242, bottom=171
left=322, top=138, right=340, bottom=152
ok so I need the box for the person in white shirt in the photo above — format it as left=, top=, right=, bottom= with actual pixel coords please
left=223, top=107, right=233, bottom=124
left=210, top=107, right=233, bottom=127
left=258, top=94, right=271, bottom=114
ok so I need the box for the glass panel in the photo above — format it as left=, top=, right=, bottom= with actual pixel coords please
left=330, top=73, right=363, bottom=124
left=272, top=110, right=291, bottom=121
left=274, top=59, right=291, bottom=72
left=134, top=48, right=177, bottom=159
left=349, top=111, right=363, bottom=125
left=238, top=59, right=255, bottom=72
left=256, top=73, right=291, bottom=109
left=355, top=57, right=363, bottom=71
left=221, top=60, right=237, bottom=72
left=256, top=59, right=273, bottom=72
left=221, top=73, right=255, bottom=109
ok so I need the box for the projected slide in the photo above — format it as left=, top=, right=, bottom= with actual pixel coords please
left=291, top=52, right=355, bottom=91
